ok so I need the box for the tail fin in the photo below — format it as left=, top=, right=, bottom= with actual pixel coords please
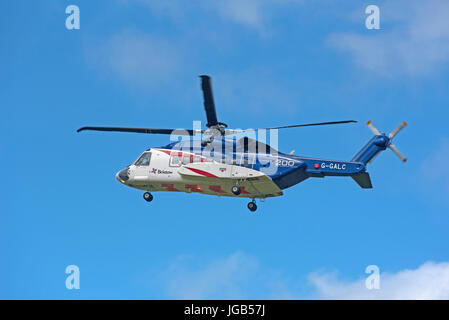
left=352, top=121, right=407, bottom=165
left=351, top=172, right=372, bottom=189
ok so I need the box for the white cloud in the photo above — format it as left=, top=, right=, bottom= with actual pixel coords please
left=125, top=0, right=301, bottom=34
left=134, top=0, right=267, bottom=30
left=213, top=0, right=266, bottom=31
left=127, top=0, right=186, bottom=19
left=162, top=252, right=259, bottom=299
left=156, top=252, right=449, bottom=299
left=214, top=69, right=302, bottom=117
left=310, top=261, right=449, bottom=299
left=85, top=30, right=179, bottom=88
left=328, top=0, right=449, bottom=76
left=208, top=0, right=304, bottom=35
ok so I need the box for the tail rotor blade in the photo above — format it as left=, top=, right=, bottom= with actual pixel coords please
left=389, top=121, right=407, bottom=140
left=388, top=144, right=407, bottom=162
left=367, top=121, right=381, bottom=135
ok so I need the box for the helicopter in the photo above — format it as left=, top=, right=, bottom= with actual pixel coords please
left=77, top=75, right=407, bottom=212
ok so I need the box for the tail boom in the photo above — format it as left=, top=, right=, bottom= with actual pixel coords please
left=351, top=134, right=390, bottom=164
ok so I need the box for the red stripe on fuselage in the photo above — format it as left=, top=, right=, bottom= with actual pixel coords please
left=185, top=167, right=218, bottom=178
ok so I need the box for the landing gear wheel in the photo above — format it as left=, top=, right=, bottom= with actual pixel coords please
left=247, top=201, right=257, bottom=212
left=143, top=192, right=153, bottom=202
left=231, top=185, right=241, bottom=195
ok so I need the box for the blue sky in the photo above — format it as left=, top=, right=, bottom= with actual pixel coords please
left=1, top=0, right=449, bottom=299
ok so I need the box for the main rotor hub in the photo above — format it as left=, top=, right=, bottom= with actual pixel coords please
left=205, top=122, right=228, bottom=136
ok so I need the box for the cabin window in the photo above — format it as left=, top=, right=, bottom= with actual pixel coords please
left=239, top=154, right=254, bottom=168
left=193, top=155, right=201, bottom=163
left=134, top=152, right=152, bottom=166
left=225, top=155, right=237, bottom=165
left=182, top=154, right=191, bottom=165
left=170, top=154, right=181, bottom=167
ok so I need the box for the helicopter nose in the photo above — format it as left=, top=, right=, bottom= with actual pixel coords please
left=116, top=167, right=130, bottom=184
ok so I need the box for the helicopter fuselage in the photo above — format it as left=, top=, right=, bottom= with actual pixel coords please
left=115, top=138, right=367, bottom=199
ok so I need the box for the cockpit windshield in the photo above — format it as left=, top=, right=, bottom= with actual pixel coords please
left=134, top=152, right=152, bottom=166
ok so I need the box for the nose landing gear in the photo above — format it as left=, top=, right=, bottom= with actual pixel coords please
left=143, top=192, right=153, bottom=202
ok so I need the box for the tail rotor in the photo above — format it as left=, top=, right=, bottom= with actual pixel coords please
left=367, top=121, right=407, bottom=163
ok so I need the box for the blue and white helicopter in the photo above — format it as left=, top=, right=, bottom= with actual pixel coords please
left=78, top=75, right=407, bottom=212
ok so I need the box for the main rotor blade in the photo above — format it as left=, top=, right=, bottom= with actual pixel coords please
left=77, top=126, right=197, bottom=136
left=240, top=120, right=357, bottom=131
left=200, top=75, right=218, bottom=128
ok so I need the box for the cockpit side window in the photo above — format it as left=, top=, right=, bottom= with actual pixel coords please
left=135, top=152, right=152, bottom=166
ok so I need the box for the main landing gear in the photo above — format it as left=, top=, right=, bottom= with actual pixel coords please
left=247, top=200, right=257, bottom=212
left=143, top=192, right=153, bottom=202
left=231, top=185, right=241, bottom=195
left=232, top=184, right=257, bottom=212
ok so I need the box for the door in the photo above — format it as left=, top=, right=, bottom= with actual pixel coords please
left=230, top=153, right=255, bottom=178
left=133, top=151, right=152, bottom=183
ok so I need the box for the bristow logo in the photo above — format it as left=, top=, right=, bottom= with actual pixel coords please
left=152, top=168, right=173, bottom=175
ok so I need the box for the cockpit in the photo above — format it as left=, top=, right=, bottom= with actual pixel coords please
left=134, top=151, right=152, bottom=166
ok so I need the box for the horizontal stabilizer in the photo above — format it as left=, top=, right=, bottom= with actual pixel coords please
left=351, top=172, right=372, bottom=189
